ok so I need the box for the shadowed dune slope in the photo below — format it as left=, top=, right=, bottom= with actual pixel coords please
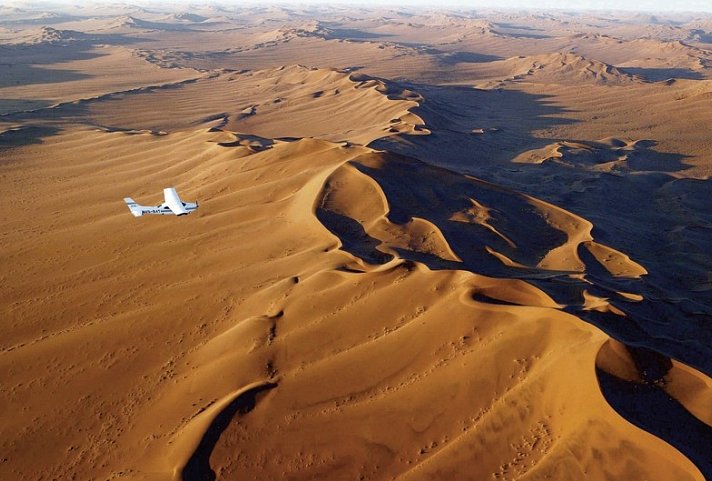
left=319, top=151, right=649, bottom=281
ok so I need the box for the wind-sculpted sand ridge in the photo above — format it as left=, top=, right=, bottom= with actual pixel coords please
left=367, top=75, right=712, bottom=360
left=184, top=142, right=710, bottom=481
left=1, top=120, right=710, bottom=481
left=0, top=25, right=90, bottom=45
left=4, top=65, right=426, bottom=145
left=319, top=150, right=648, bottom=282
left=469, top=52, right=639, bottom=88
left=511, top=137, right=676, bottom=174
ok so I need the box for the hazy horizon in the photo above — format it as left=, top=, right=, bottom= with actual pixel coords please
left=4, top=0, right=712, bottom=14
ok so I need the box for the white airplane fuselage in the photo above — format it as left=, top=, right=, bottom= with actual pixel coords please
left=131, top=202, right=198, bottom=216
left=124, top=188, right=198, bottom=217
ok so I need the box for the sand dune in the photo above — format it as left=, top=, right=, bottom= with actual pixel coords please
left=4, top=65, right=425, bottom=144
left=316, top=149, right=649, bottom=279
left=1, top=126, right=707, bottom=481
left=512, top=137, right=667, bottom=172
left=507, top=79, right=712, bottom=176
left=506, top=52, right=637, bottom=84
left=1, top=5, right=712, bottom=481
left=598, top=339, right=712, bottom=422
left=101, top=15, right=233, bottom=33
left=0, top=25, right=89, bottom=45
left=469, top=52, right=637, bottom=87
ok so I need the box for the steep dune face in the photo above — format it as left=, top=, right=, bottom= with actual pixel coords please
left=319, top=162, right=462, bottom=264
left=597, top=339, right=712, bottom=426
left=319, top=150, right=647, bottom=282
left=203, top=267, right=689, bottom=481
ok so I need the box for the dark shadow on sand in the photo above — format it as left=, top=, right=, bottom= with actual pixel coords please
left=439, top=51, right=504, bottom=65
left=316, top=208, right=393, bottom=265
left=597, top=370, right=712, bottom=480
left=181, top=383, right=277, bottom=481
left=0, top=98, right=56, bottom=115
left=0, top=34, right=158, bottom=91
left=356, top=84, right=712, bottom=381
left=325, top=27, right=393, bottom=40
left=620, top=67, right=706, bottom=82
left=0, top=124, right=61, bottom=152
left=371, top=83, right=580, bottom=169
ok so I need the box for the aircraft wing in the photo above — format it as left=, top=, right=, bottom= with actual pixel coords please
left=163, top=187, right=188, bottom=215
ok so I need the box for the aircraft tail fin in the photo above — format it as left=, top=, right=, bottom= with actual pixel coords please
left=124, top=197, right=144, bottom=217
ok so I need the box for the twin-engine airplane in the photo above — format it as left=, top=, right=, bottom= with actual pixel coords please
left=124, top=188, right=198, bottom=217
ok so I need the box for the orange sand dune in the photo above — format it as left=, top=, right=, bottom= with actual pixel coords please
left=469, top=52, right=638, bottom=87
left=8, top=65, right=425, bottom=145
left=1, top=124, right=708, bottom=481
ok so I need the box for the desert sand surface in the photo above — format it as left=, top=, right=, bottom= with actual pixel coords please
left=1, top=2, right=712, bottom=481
